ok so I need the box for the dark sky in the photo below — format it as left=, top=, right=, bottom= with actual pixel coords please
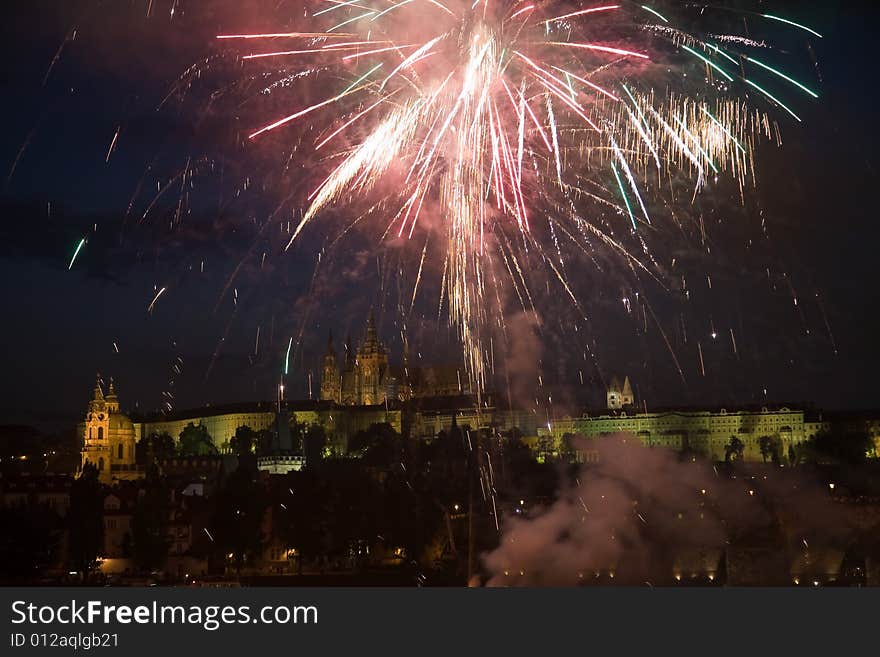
left=1, top=1, right=878, bottom=429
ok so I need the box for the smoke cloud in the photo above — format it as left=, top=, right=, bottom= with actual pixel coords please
left=482, top=435, right=856, bottom=586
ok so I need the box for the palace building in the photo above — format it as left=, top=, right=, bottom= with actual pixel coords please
left=79, top=359, right=878, bottom=481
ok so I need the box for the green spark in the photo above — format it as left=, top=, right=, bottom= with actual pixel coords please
left=371, top=0, right=415, bottom=22
left=709, top=43, right=739, bottom=67
left=681, top=45, right=733, bottom=82
left=342, top=62, right=383, bottom=95
left=68, top=237, right=85, bottom=270
left=761, top=14, right=823, bottom=39
left=611, top=163, right=637, bottom=231
left=563, top=71, right=577, bottom=101
left=284, top=337, right=293, bottom=375
left=314, top=0, right=374, bottom=17
left=640, top=5, right=668, bottom=23
left=745, top=56, right=819, bottom=98
left=328, top=10, right=375, bottom=32
left=743, top=78, right=802, bottom=122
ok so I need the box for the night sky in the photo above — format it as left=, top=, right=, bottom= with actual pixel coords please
left=1, top=0, right=878, bottom=430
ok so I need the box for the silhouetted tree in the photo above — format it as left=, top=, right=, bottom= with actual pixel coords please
left=303, top=424, right=327, bottom=468
left=349, top=423, right=404, bottom=465
left=724, top=436, right=745, bottom=463
left=136, top=432, right=175, bottom=464
left=132, top=464, right=170, bottom=571
left=68, top=462, right=104, bottom=577
left=801, top=430, right=873, bottom=465
left=178, top=423, right=216, bottom=457
left=228, top=425, right=258, bottom=457
left=210, top=467, right=267, bottom=575
left=758, top=436, right=782, bottom=464
left=0, top=505, right=61, bottom=582
left=255, top=428, right=275, bottom=456
left=279, top=470, right=328, bottom=574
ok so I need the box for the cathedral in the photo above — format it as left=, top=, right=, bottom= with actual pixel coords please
left=80, top=376, right=138, bottom=483
left=320, top=311, right=400, bottom=405
left=606, top=376, right=634, bottom=410
left=320, top=312, right=468, bottom=406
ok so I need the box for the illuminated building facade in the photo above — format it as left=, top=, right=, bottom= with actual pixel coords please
left=537, top=406, right=812, bottom=462
left=80, top=377, right=138, bottom=483
left=606, top=376, right=634, bottom=410
left=320, top=311, right=397, bottom=405
left=320, top=312, right=470, bottom=406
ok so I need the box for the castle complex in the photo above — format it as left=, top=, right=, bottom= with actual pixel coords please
left=78, top=316, right=880, bottom=482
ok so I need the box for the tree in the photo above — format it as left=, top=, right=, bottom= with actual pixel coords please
left=255, top=428, right=275, bottom=456
left=349, top=423, right=404, bottom=465
left=279, top=470, right=328, bottom=574
left=303, top=424, right=327, bottom=468
left=724, top=436, right=745, bottom=463
left=0, top=505, right=62, bottom=583
left=210, top=468, right=268, bottom=575
left=228, top=425, right=258, bottom=458
left=131, top=465, right=170, bottom=571
left=758, top=436, right=782, bottom=465
left=178, top=423, right=216, bottom=457
left=68, top=462, right=105, bottom=577
left=136, top=432, right=175, bottom=464
left=801, top=430, right=873, bottom=466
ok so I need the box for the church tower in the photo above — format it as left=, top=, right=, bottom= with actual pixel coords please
left=319, top=332, right=341, bottom=403
left=81, top=375, right=138, bottom=483
left=356, top=310, right=389, bottom=405
left=607, top=376, right=634, bottom=410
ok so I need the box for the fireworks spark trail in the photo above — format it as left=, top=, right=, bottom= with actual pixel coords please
left=6, top=120, right=41, bottom=187
left=44, top=28, right=77, bottom=87
left=410, top=237, right=430, bottom=315
left=284, top=336, right=293, bottom=375
left=760, top=14, right=823, bottom=39
left=68, top=237, right=86, bottom=270
left=147, top=286, right=167, bottom=313
left=105, top=126, right=121, bottom=163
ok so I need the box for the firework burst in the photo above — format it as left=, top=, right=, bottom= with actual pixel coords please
left=210, top=1, right=820, bottom=394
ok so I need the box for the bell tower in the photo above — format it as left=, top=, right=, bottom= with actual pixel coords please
left=356, top=310, right=388, bottom=405
left=82, top=374, right=111, bottom=475
left=319, top=332, right=341, bottom=403
left=81, top=375, right=139, bottom=482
